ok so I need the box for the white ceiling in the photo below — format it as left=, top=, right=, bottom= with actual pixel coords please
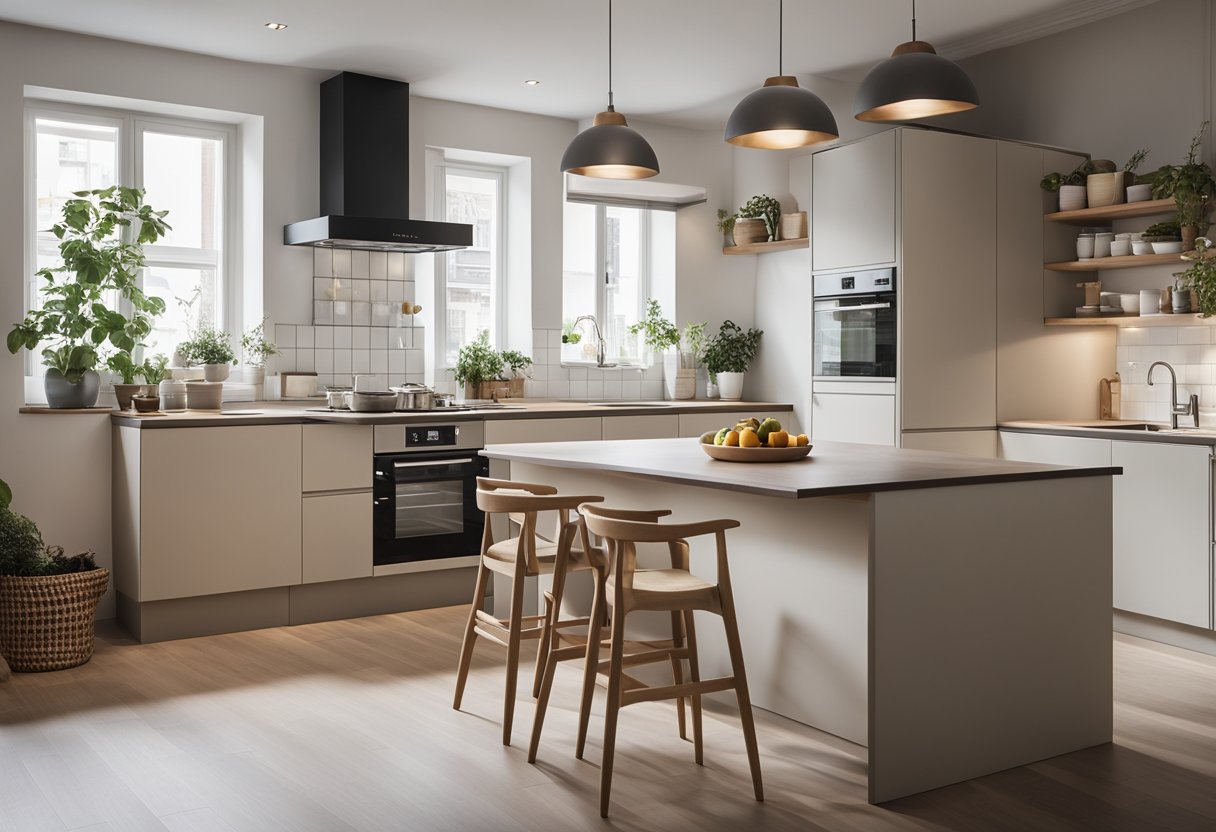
left=0, top=0, right=1156, bottom=129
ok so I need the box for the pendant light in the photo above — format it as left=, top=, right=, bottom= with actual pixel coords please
left=854, top=0, right=979, bottom=123
left=560, top=0, right=659, bottom=179
left=725, top=0, right=838, bottom=149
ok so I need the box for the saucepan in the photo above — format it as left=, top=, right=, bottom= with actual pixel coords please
left=392, top=383, right=434, bottom=410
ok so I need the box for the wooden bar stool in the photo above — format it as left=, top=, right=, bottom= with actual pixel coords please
left=528, top=507, right=694, bottom=764
left=451, top=478, right=604, bottom=746
left=577, top=503, right=763, bottom=818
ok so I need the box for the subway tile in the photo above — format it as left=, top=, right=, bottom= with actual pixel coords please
left=388, top=282, right=405, bottom=303
left=352, top=279, right=371, bottom=302
left=333, top=249, right=352, bottom=278
left=314, top=325, right=334, bottom=349
left=602, top=380, right=623, bottom=399
left=387, top=252, right=404, bottom=280
left=372, top=302, right=392, bottom=327
left=586, top=379, right=604, bottom=399
left=569, top=380, right=588, bottom=399
left=316, top=374, right=334, bottom=390
left=314, top=349, right=334, bottom=374
left=313, top=301, right=334, bottom=325
left=295, top=349, right=315, bottom=372
left=351, top=350, right=371, bottom=375
left=622, top=379, right=641, bottom=399
left=1178, top=326, right=1212, bottom=345
left=274, top=348, right=295, bottom=373
left=332, top=373, right=353, bottom=389
left=406, top=372, right=425, bottom=384
left=525, top=380, right=548, bottom=398
left=353, top=302, right=371, bottom=326
left=549, top=379, right=570, bottom=399
left=370, top=251, right=387, bottom=280
left=295, top=325, right=314, bottom=349
left=370, top=327, right=388, bottom=350
left=389, top=350, right=406, bottom=374
left=333, top=301, right=352, bottom=326
left=370, top=281, right=388, bottom=302
left=313, top=248, right=333, bottom=277
left=371, top=350, right=390, bottom=375
left=1145, top=327, right=1178, bottom=346
left=640, top=379, right=663, bottom=399
left=352, top=327, right=370, bottom=350
left=533, top=329, right=547, bottom=350
left=274, top=324, right=296, bottom=349
left=568, top=366, right=587, bottom=381
left=333, top=348, right=352, bottom=374
left=333, top=326, right=352, bottom=349
left=406, top=350, right=424, bottom=374
left=351, top=250, right=370, bottom=279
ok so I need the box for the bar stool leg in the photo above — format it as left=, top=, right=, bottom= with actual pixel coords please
left=575, top=566, right=607, bottom=760
left=683, top=608, right=704, bottom=765
left=719, top=589, right=763, bottom=801
left=599, top=602, right=628, bottom=818
left=528, top=553, right=572, bottom=762
left=453, top=561, right=490, bottom=710
left=502, top=568, right=528, bottom=746
left=669, top=610, right=688, bottom=741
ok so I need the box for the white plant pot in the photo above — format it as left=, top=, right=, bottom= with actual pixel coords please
left=203, top=363, right=231, bottom=382
left=716, top=371, right=745, bottom=401
left=662, top=353, right=696, bottom=400
left=242, top=364, right=266, bottom=393
left=1058, top=184, right=1087, bottom=212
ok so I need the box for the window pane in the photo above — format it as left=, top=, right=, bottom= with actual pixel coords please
left=561, top=202, right=598, bottom=362
left=604, top=206, right=643, bottom=363
left=143, top=266, right=217, bottom=358
left=142, top=130, right=223, bottom=250
left=444, top=171, right=498, bottom=365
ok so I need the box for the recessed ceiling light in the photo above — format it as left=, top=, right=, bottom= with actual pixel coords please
left=524, top=79, right=541, bottom=86
left=265, top=22, right=288, bottom=31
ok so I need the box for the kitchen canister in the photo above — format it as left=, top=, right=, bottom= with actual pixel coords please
left=1139, top=289, right=1161, bottom=315
left=185, top=380, right=223, bottom=410
left=158, top=379, right=187, bottom=412
left=1120, top=293, right=1141, bottom=314
left=1076, top=233, right=1095, bottom=259
left=1094, top=231, right=1114, bottom=258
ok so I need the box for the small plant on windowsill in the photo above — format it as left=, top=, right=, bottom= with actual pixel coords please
left=240, top=318, right=278, bottom=391
left=499, top=349, right=534, bottom=397
left=142, top=354, right=169, bottom=387
left=179, top=326, right=236, bottom=383
left=6, top=186, right=170, bottom=408
left=107, top=351, right=146, bottom=411
left=454, top=330, right=505, bottom=400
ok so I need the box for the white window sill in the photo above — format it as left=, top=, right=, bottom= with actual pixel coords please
left=559, top=362, right=649, bottom=371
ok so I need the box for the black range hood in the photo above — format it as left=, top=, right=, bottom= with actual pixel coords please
left=284, top=72, right=472, bottom=253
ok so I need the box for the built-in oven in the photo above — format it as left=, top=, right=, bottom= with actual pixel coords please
left=812, top=268, right=897, bottom=379
left=372, top=422, right=488, bottom=567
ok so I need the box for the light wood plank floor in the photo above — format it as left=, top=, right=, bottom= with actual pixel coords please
left=2, top=607, right=1216, bottom=831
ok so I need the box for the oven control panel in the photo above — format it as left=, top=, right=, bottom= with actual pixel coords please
left=406, top=426, right=458, bottom=448
left=372, top=421, right=485, bottom=454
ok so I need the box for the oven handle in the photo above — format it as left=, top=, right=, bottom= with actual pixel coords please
left=814, top=301, right=891, bottom=312
left=392, top=458, right=474, bottom=469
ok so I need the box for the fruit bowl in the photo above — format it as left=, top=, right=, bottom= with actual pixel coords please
left=700, top=443, right=812, bottom=463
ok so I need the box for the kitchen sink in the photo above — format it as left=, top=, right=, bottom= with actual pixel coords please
left=1085, top=423, right=1164, bottom=431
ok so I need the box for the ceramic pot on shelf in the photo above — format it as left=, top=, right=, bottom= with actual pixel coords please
left=716, top=371, right=746, bottom=402
left=733, top=218, right=767, bottom=245
left=44, top=370, right=100, bottom=409
left=203, top=363, right=230, bottom=382
left=1058, top=184, right=1087, bottom=212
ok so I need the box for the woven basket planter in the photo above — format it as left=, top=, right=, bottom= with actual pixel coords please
left=0, top=568, right=109, bottom=672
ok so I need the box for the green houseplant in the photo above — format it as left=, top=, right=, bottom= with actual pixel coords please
left=240, top=318, right=278, bottom=390
left=1176, top=237, right=1216, bottom=316
left=142, top=354, right=169, bottom=387
left=736, top=194, right=782, bottom=243
left=701, top=320, right=763, bottom=401
left=628, top=300, right=697, bottom=399
left=107, top=350, right=146, bottom=410
left=180, top=326, right=236, bottom=382
left=6, top=186, right=169, bottom=408
left=454, top=331, right=505, bottom=399
left=716, top=208, right=737, bottom=247
left=500, top=348, right=534, bottom=397
left=0, top=477, right=108, bottom=673
left=1153, top=122, right=1215, bottom=250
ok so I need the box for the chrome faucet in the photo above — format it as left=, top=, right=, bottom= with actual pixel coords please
left=571, top=315, right=616, bottom=368
left=1147, top=361, right=1199, bottom=430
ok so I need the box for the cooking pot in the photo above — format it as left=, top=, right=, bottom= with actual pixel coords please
left=393, top=383, right=435, bottom=411
left=347, top=390, right=397, bottom=412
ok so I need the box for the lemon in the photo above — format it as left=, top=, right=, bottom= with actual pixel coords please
left=796, top=434, right=809, bottom=446
left=714, top=427, right=730, bottom=446
left=725, top=430, right=741, bottom=447
left=739, top=427, right=761, bottom=448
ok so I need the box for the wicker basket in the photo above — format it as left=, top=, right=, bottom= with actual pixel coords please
left=0, top=568, right=109, bottom=672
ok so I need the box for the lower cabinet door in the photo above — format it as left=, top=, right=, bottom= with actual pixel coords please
left=901, top=430, right=999, bottom=458
left=1112, top=441, right=1211, bottom=628
left=303, top=492, right=374, bottom=584
left=811, top=393, right=895, bottom=446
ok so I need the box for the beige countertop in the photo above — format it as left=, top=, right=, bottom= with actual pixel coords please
left=1000, top=420, right=1216, bottom=446
left=110, top=399, right=794, bottom=429
left=482, top=437, right=1120, bottom=499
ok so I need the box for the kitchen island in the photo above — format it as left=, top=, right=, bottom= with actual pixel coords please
left=481, top=437, right=1119, bottom=804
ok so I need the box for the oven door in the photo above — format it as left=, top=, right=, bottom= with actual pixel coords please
left=813, top=293, right=897, bottom=379
left=372, top=450, right=489, bottom=565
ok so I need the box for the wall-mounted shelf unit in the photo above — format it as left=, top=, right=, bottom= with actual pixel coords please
left=1044, top=313, right=1208, bottom=327
left=1045, top=198, right=1175, bottom=224
left=722, top=238, right=808, bottom=255
left=1044, top=253, right=1184, bottom=272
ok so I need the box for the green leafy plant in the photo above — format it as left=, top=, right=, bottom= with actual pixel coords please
left=1124, top=148, right=1150, bottom=174
left=106, top=351, right=144, bottom=385
left=142, top=354, right=169, bottom=386
left=240, top=318, right=278, bottom=367
left=1040, top=160, right=1098, bottom=192
left=453, top=331, right=504, bottom=386
left=715, top=208, right=736, bottom=237
left=1153, top=122, right=1215, bottom=230
left=737, top=195, right=782, bottom=241
left=6, top=187, right=170, bottom=382
left=561, top=320, right=582, bottom=345
left=0, top=478, right=11, bottom=510
left=627, top=299, right=680, bottom=353
left=1143, top=218, right=1182, bottom=240
left=0, top=481, right=97, bottom=577
left=679, top=321, right=707, bottom=369
left=701, top=320, right=763, bottom=374
left=180, top=326, right=235, bottom=366
left=499, top=349, right=534, bottom=378
left=1176, top=237, right=1216, bottom=316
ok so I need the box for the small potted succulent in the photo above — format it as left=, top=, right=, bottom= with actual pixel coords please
left=701, top=320, right=763, bottom=402
left=107, top=351, right=145, bottom=411
left=240, top=318, right=278, bottom=392
left=1123, top=149, right=1153, bottom=202
left=716, top=208, right=737, bottom=247
left=735, top=194, right=782, bottom=244
left=1153, top=122, right=1215, bottom=251
left=181, top=326, right=236, bottom=382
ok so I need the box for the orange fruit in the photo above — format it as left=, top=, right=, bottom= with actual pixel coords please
left=739, top=427, right=761, bottom=448
left=725, top=430, right=741, bottom=447
left=796, top=434, right=809, bottom=446
left=767, top=430, right=789, bottom=448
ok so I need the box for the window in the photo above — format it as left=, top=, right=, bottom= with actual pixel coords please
left=25, top=102, right=234, bottom=372
left=562, top=203, right=676, bottom=365
left=434, top=163, right=505, bottom=366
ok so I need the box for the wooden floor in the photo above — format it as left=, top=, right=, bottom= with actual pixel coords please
left=2, top=607, right=1216, bottom=832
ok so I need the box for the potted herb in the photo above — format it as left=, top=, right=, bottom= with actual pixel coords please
left=1085, top=157, right=1127, bottom=208
left=500, top=349, right=534, bottom=398
left=1123, top=148, right=1153, bottom=202
left=181, top=326, right=236, bottom=382
left=1041, top=160, right=1100, bottom=211
left=454, top=331, right=505, bottom=400
left=0, top=478, right=109, bottom=673
left=701, top=320, right=763, bottom=401
left=627, top=299, right=690, bottom=399
left=716, top=208, right=737, bottom=247
left=6, top=187, right=169, bottom=408
left=1153, top=122, right=1215, bottom=251
left=107, top=351, right=145, bottom=411
left=240, top=318, right=278, bottom=391
left=736, top=194, right=782, bottom=243
left=1176, top=237, right=1216, bottom=316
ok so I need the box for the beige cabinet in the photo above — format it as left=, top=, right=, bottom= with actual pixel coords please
left=302, top=492, right=373, bottom=584
left=812, top=130, right=897, bottom=272
left=998, top=430, right=1112, bottom=467
left=601, top=414, right=679, bottom=440
left=484, top=417, right=601, bottom=445
left=901, top=430, right=998, bottom=458
left=1111, top=440, right=1211, bottom=629
left=812, top=393, right=895, bottom=446
left=900, top=131, right=997, bottom=431
left=139, top=426, right=303, bottom=602
left=303, top=424, right=373, bottom=492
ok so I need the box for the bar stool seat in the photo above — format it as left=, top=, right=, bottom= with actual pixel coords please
left=611, top=568, right=714, bottom=607
left=482, top=539, right=596, bottom=574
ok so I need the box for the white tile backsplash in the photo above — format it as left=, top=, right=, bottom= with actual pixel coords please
left=1118, top=322, right=1216, bottom=424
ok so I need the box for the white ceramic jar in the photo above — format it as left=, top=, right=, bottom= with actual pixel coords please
left=158, top=379, right=187, bottom=412
left=1077, top=233, right=1095, bottom=259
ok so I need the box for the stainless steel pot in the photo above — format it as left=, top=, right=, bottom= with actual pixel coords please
left=393, top=384, right=434, bottom=411
left=348, top=391, right=397, bottom=412
left=326, top=388, right=351, bottom=409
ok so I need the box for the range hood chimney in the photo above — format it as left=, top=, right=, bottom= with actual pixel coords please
left=284, top=72, right=472, bottom=253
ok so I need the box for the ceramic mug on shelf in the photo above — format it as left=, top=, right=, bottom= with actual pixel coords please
left=1077, top=233, right=1095, bottom=259
left=1139, top=289, right=1160, bottom=315
left=1094, top=231, right=1114, bottom=258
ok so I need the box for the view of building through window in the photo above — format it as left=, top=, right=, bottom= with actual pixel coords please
left=442, top=169, right=500, bottom=365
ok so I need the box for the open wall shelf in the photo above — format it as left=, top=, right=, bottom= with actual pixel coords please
left=722, top=238, right=808, bottom=255
left=1045, top=198, right=1176, bottom=224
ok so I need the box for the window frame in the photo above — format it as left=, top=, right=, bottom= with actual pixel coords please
left=431, top=158, right=508, bottom=365
left=23, top=99, right=238, bottom=375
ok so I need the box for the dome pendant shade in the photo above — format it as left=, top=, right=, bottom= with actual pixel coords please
left=561, top=108, right=659, bottom=180
left=725, top=76, right=839, bottom=149
left=854, top=41, right=979, bottom=123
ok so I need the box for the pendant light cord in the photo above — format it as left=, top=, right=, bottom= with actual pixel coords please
left=607, top=0, right=615, bottom=111
left=911, top=0, right=917, bottom=41
left=778, top=0, right=783, bottom=75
